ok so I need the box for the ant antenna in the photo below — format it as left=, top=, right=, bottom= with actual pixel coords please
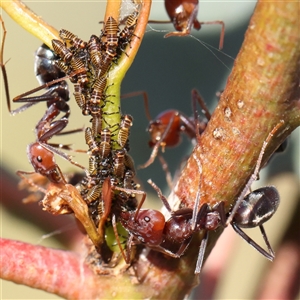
left=226, top=120, right=284, bottom=226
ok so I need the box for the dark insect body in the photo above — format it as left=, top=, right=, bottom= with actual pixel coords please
left=119, top=122, right=283, bottom=273
left=149, top=0, right=225, bottom=49
left=4, top=43, right=71, bottom=116
left=139, top=89, right=210, bottom=169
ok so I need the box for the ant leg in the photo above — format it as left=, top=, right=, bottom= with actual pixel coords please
left=195, top=230, right=209, bottom=274
left=214, top=201, right=226, bottom=226
left=125, top=235, right=135, bottom=264
left=138, top=114, right=176, bottom=169
left=38, top=119, right=68, bottom=142
left=112, top=186, right=147, bottom=220
left=148, top=20, right=172, bottom=25
left=45, top=143, right=86, bottom=153
left=112, top=214, right=130, bottom=264
left=9, top=68, right=81, bottom=114
left=231, top=223, right=274, bottom=261
left=259, top=224, right=275, bottom=258
left=191, top=89, right=210, bottom=141
left=191, top=152, right=203, bottom=230
left=39, top=143, right=88, bottom=174
left=164, top=29, right=191, bottom=38
left=121, top=90, right=152, bottom=121
left=13, top=69, right=81, bottom=100
left=226, top=120, right=284, bottom=226
left=55, top=126, right=85, bottom=139
left=16, top=170, right=47, bottom=194
left=199, top=20, right=225, bottom=50
left=0, top=16, right=13, bottom=114
left=149, top=236, right=193, bottom=259
left=147, top=179, right=173, bottom=214
left=191, top=89, right=211, bottom=122
left=157, top=153, right=173, bottom=190
left=138, top=141, right=160, bottom=169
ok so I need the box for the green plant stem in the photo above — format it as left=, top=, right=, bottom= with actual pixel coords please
left=0, top=0, right=61, bottom=48
left=103, top=0, right=151, bottom=145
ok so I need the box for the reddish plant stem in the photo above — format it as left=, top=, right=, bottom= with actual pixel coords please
left=0, top=238, right=98, bottom=299
left=0, top=238, right=144, bottom=299
left=132, top=1, right=300, bottom=298
left=1, top=1, right=300, bottom=299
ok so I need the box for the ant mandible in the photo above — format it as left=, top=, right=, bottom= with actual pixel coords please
left=117, top=121, right=283, bottom=273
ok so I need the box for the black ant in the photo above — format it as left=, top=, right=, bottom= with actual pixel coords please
left=4, top=43, right=71, bottom=115
left=0, top=18, right=86, bottom=175
left=116, top=121, right=283, bottom=273
left=149, top=0, right=225, bottom=49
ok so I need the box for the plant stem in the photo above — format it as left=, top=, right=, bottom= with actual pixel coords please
left=0, top=0, right=60, bottom=48
left=103, top=0, right=152, bottom=144
left=0, top=238, right=143, bottom=299
left=1, top=0, right=299, bottom=299
left=132, top=1, right=300, bottom=298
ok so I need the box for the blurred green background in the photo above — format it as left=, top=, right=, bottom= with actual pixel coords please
left=1, top=1, right=299, bottom=299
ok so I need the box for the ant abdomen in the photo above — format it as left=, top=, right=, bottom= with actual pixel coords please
left=35, top=44, right=66, bottom=86
left=233, top=186, right=280, bottom=228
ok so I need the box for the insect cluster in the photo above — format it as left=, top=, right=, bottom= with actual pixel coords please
left=1, top=0, right=282, bottom=277
left=2, top=11, right=145, bottom=266
left=43, top=13, right=144, bottom=264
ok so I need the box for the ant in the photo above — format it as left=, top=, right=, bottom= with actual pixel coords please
left=11, top=110, right=102, bottom=252
left=129, top=89, right=210, bottom=170
left=149, top=0, right=225, bottom=49
left=116, top=121, right=283, bottom=273
left=15, top=91, right=88, bottom=194
left=4, top=42, right=71, bottom=115
left=0, top=18, right=86, bottom=175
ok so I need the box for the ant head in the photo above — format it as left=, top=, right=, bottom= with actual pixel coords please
left=27, top=143, right=64, bottom=184
left=121, top=209, right=165, bottom=246
left=148, top=110, right=181, bottom=148
left=165, top=0, right=199, bottom=32
left=27, top=143, right=56, bottom=173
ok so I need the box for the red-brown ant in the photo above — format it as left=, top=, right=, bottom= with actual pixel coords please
left=17, top=101, right=87, bottom=189
left=0, top=19, right=85, bottom=180
left=149, top=0, right=225, bottom=49
left=116, top=121, right=283, bottom=273
left=138, top=89, right=210, bottom=169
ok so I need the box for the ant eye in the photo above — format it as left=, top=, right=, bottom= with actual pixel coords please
left=144, top=216, right=150, bottom=223
left=37, top=156, right=43, bottom=162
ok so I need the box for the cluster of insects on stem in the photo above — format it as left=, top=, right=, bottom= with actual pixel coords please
left=0, top=0, right=283, bottom=276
